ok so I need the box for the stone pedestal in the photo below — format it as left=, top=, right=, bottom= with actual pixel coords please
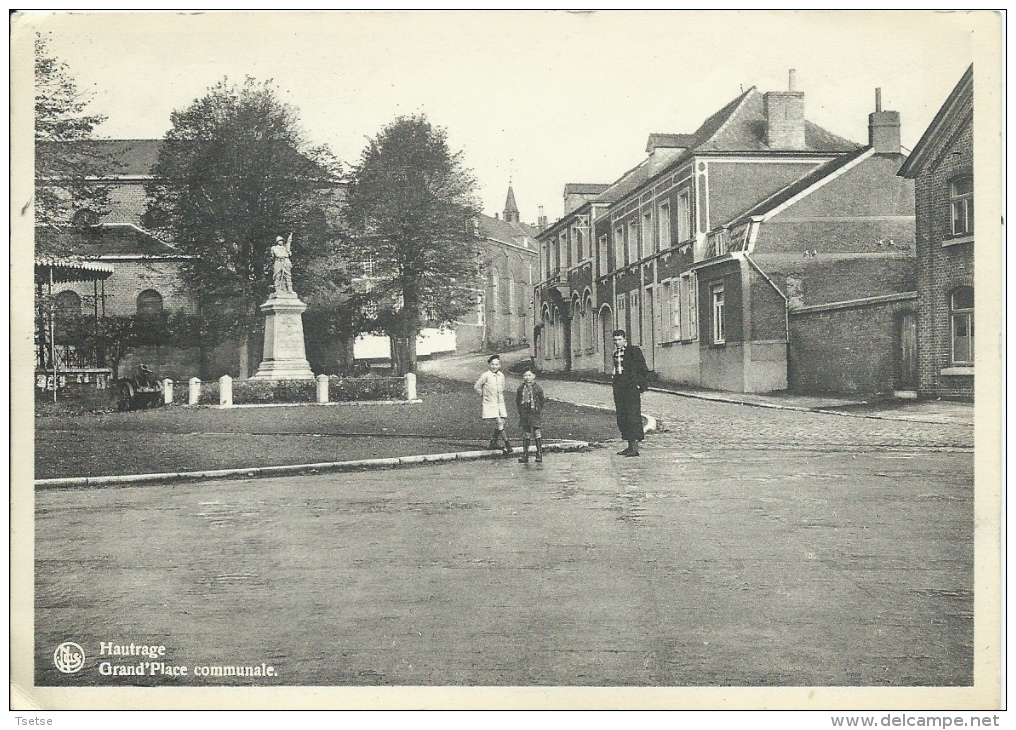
left=249, top=292, right=315, bottom=381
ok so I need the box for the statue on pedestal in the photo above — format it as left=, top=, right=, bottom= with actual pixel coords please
left=250, top=232, right=314, bottom=381
left=271, top=233, right=294, bottom=294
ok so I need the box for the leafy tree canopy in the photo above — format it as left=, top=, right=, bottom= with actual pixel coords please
left=144, top=76, right=347, bottom=371
left=34, top=32, right=114, bottom=236
left=343, top=114, right=481, bottom=373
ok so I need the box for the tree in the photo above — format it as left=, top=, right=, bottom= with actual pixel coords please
left=343, top=115, right=481, bottom=375
left=34, top=32, right=114, bottom=240
left=143, top=76, right=346, bottom=378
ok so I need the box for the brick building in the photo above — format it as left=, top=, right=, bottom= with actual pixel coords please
left=536, top=72, right=918, bottom=396
left=457, top=186, right=542, bottom=354
left=534, top=181, right=616, bottom=372
left=898, top=65, right=975, bottom=400
left=351, top=185, right=542, bottom=362
left=36, top=139, right=352, bottom=379
left=36, top=223, right=200, bottom=380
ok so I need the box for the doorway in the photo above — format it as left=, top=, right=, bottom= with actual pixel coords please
left=896, top=311, right=917, bottom=394
left=601, top=305, right=614, bottom=373
left=642, top=285, right=655, bottom=371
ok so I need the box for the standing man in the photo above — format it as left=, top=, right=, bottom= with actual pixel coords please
left=611, top=329, right=649, bottom=457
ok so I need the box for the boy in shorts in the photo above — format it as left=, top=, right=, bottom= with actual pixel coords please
left=515, top=368, right=546, bottom=463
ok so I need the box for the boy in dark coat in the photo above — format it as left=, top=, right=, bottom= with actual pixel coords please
left=515, top=368, right=547, bottom=463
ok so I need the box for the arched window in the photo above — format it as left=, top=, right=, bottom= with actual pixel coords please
left=551, top=307, right=560, bottom=357
left=950, top=286, right=974, bottom=364
left=54, top=290, right=82, bottom=316
left=72, top=208, right=100, bottom=231
left=136, top=289, right=164, bottom=317
left=572, top=299, right=582, bottom=353
left=541, top=308, right=551, bottom=360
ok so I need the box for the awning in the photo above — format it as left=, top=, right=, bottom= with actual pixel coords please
left=35, top=256, right=115, bottom=284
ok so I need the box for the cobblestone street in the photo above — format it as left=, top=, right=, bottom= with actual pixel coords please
left=32, top=355, right=976, bottom=692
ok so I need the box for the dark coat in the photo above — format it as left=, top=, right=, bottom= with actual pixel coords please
left=612, top=344, right=649, bottom=441
left=614, top=344, right=649, bottom=391
left=515, top=382, right=547, bottom=430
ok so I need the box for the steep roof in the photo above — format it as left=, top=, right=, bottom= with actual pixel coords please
left=477, top=214, right=539, bottom=247
left=646, top=133, right=697, bottom=153
left=563, top=183, right=610, bottom=195
left=503, top=185, right=519, bottom=215
left=898, top=64, right=973, bottom=178
left=37, top=139, right=162, bottom=176
left=593, top=147, right=685, bottom=205
left=696, top=88, right=860, bottom=154
left=36, top=138, right=342, bottom=181
left=590, top=86, right=861, bottom=211
left=36, top=224, right=187, bottom=258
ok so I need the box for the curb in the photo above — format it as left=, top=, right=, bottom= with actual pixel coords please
left=182, top=399, right=423, bottom=410
left=547, top=397, right=658, bottom=435
left=34, top=440, right=592, bottom=490
left=648, top=386, right=970, bottom=424
left=570, top=378, right=966, bottom=424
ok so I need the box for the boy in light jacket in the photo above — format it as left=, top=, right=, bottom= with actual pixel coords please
left=474, top=354, right=513, bottom=456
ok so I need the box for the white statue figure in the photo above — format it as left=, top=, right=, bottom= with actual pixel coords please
left=271, top=233, right=294, bottom=294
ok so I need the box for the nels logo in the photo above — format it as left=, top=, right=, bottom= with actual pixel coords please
left=53, top=642, right=85, bottom=674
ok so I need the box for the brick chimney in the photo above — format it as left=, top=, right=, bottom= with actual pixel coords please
left=868, top=88, right=901, bottom=155
left=764, top=69, right=806, bottom=150
left=537, top=205, right=548, bottom=231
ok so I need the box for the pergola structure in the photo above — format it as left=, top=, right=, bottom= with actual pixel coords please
left=34, top=256, right=114, bottom=401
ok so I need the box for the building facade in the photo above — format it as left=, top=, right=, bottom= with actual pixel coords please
left=536, top=72, right=918, bottom=397
left=455, top=186, right=542, bottom=355
left=898, top=65, right=975, bottom=401
left=37, top=139, right=359, bottom=379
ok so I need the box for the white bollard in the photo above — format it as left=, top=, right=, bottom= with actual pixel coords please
left=163, top=379, right=173, bottom=405
left=405, top=372, right=417, bottom=401
left=219, top=374, right=232, bottom=407
left=188, top=377, right=201, bottom=405
left=316, top=374, right=329, bottom=404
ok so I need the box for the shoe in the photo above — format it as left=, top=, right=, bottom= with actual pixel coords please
left=487, top=440, right=499, bottom=450
left=623, top=450, right=640, bottom=457
left=502, top=439, right=513, bottom=457
left=617, top=448, right=634, bottom=456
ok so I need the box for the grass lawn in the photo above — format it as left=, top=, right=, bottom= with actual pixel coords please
left=34, top=375, right=617, bottom=479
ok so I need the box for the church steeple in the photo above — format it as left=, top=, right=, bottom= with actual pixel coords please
left=503, top=184, right=520, bottom=224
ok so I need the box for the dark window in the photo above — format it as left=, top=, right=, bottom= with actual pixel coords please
left=950, top=286, right=974, bottom=364
left=136, top=289, right=164, bottom=317
left=950, top=176, right=973, bottom=236
left=72, top=209, right=100, bottom=230
left=54, top=290, right=82, bottom=315
left=710, top=283, right=725, bottom=344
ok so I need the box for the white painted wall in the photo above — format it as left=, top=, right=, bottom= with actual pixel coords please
left=353, top=327, right=458, bottom=361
